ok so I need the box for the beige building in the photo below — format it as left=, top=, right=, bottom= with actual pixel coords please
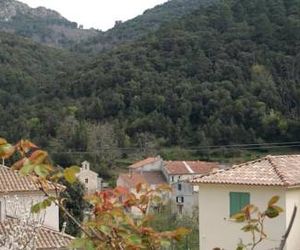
left=164, top=161, right=220, bottom=215
left=0, top=165, right=73, bottom=249
left=128, top=156, right=163, bottom=173
left=191, top=155, right=300, bottom=250
left=117, top=157, right=167, bottom=216
left=117, top=157, right=221, bottom=216
left=77, top=161, right=102, bottom=194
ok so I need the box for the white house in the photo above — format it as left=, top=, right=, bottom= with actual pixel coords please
left=163, top=160, right=220, bottom=184
left=117, top=157, right=221, bottom=216
left=0, top=165, right=73, bottom=249
left=128, top=156, right=163, bottom=173
left=77, top=161, right=102, bottom=194
left=191, top=154, right=300, bottom=250
left=164, top=161, right=220, bottom=215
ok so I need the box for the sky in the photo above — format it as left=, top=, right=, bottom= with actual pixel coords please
left=19, top=0, right=168, bottom=31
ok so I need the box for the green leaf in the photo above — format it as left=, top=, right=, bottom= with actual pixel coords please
left=241, top=224, right=258, bottom=232
left=71, top=238, right=95, bottom=250
left=34, top=165, right=49, bottom=177
left=265, top=207, right=279, bottom=218
left=128, top=235, right=142, bottom=245
left=160, top=239, right=171, bottom=247
left=272, top=205, right=284, bottom=213
left=99, top=225, right=111, bottom=235
left=31, top=202, right=43, bottom=213
left=231, top=212, right=246, bottom=222
left=20, top=164, right=35, bottom=176
left=268, top=196, right=280, bottom=207
left=64, top=166, right=80, bottom=184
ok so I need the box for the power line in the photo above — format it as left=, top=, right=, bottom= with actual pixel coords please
left=48, top=141, right=300, bottom=154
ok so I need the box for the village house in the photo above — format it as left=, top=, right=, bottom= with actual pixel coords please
left=128, top=156, right=163, bottom=173
left=164, top=161, right=220, bottom=215
left=0, top=165, right=73, bottom=249
left=117, top=157, right=167, bottom=215
left=191, top=154, right=300, bottom=250
left=77, top=161, right=102, bottom=194
left=117, top=157, right=221, bottom=216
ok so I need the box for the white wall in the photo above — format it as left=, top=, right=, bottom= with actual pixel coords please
left=171, top=182, right=197, bottom=215
left=0, top=192, right=59, bottom=230
left=198, top=184, right=286, bottom=250
left=285, top=188, right=300, bottom=250
left=134, top=159, right=163, bottom=172
left=77, top=169, right=99, bottom=194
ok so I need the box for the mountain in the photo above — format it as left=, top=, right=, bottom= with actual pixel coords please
left=0, top=31, right=82, bottom=142
left=72, top=0, right=217, bottom=53
left=0, top=0, right=98, bottom=48
left=65, top=0, right=300, bottom=147
left=0, top=0, right=299, bottom=168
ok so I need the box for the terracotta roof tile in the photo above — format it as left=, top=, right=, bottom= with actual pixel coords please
left=0, top=165, right=60, bottom=193
left=164, top=161, right=219, bottom=175
left=0, top=216, right=73, bottom=249
left=128, top=157, right=160, bottom=169
left=191, top=155, right=300, bottom=187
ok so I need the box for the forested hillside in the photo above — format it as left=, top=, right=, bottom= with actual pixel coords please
left=65, top=0, right=300, bottom=148
left=0, top=0, right=98, bottom=48
left=0, top=32, right=81, bottom=143
left=0, top=0, right=300, bottom=173
left=72, top=0, right=216, bottom=53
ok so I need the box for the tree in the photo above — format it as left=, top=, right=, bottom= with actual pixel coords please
left=0, top=138, right=189, bottom=250
left=59, top=179, right=89, bottom=236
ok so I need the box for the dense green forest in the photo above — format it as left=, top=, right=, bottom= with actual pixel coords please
left=1, top=0, right=300, bottom=176
left=73, top=0, right=216, bottom=53
left=67, top=0, right=300, bottom=145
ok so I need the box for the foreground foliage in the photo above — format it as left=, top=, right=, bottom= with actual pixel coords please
left=1, top=0, right=300, bottom=173
left=0, top=138, right=189, bottom=249
left=231, top=196, right=283, bottom=250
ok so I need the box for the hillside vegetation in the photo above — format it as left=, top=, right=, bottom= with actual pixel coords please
left=73, top=0, right=216, bottom=53
left=67, top=0, right=300, bottom=147
left=0, top=0, right=299, bottom=172
left=0, top=0, right=98, bottom=48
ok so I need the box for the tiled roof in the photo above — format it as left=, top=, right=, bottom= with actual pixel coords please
left=164, top=161, right=219, bottom=175
left=119, top=171, right=167, bottom=188
left=191, top=155, right=300, bottom=187
left=0, top=216, right=73, bottom=249
left=129, top=157, right=160, bottom=169
left=0, top=165, right=59, bottom=193
left=36, top=226, right=74, bottom=249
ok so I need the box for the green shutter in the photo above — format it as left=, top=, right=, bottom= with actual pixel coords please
left=240, top=192, right=250, bottom=209
left=230, top=192, right=250, bottom=216
left=230, top=192, right=240, bottom=216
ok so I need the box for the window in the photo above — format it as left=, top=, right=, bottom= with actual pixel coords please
left=178, top=183, right=182, bottom=191
left=230, top=192, right=250, bottom=216
left=176, top=196, right=184, bottom=203
left=171, top=176, right=174, bottom=182
left=85, top=178, right=89, bottom=184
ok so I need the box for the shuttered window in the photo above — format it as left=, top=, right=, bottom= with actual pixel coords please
left=230, top=192, right=250, bottom=216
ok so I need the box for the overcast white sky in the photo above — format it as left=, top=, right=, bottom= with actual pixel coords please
left=19, top=0, right=168, bottom=31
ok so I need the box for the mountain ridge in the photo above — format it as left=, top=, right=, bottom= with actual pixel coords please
left=0, top=0, right=65, bottom=21
left=0, top=0, right=99, bottom=48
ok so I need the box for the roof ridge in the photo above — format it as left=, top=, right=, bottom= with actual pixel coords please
left=40, top=225, right=75, bottom=239
left=269, top=154, right=300, bottom=158
left=266, top=156, right=289, bottom=186
left=190, top=156, right=275, bottom=183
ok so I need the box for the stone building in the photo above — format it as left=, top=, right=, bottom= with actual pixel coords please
left=77, top=161, right=102, bottom=194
